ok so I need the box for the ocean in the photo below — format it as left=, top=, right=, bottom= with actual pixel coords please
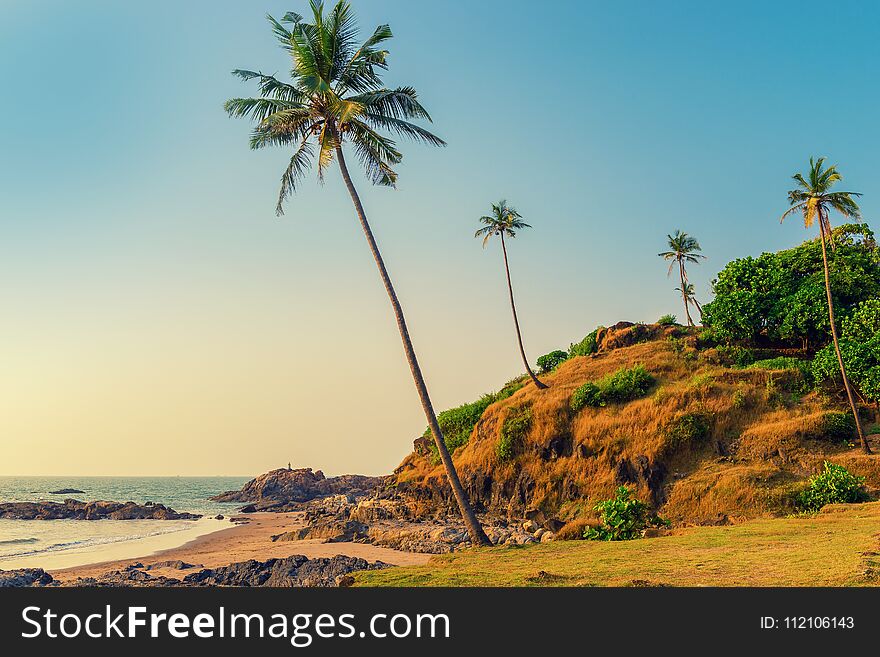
left=0, top=476, right=250, bottom=568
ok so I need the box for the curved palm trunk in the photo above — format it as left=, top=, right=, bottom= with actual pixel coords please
left=678, top=259, right=694, bottom=327
left=818, top=219, right=870, bottom=454
left=334, top=145, right=491, bottom=545
left=500, top=233, right=547, bottom=390
left=692, top=296, right=704, bottom=322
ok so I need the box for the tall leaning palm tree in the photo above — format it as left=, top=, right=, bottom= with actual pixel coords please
left=476, top=201, right=548, bottom=390
left=781, top=157, right=870, bottom=454
left=659, top=230, right=705, bottom=327
left=224, top=1, right=490, bottom=544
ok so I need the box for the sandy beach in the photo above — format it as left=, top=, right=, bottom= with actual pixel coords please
left=49, top=512, right=431, bottom=583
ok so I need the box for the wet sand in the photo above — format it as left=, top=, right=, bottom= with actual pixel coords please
left=50, top=512, right=431, bottom=583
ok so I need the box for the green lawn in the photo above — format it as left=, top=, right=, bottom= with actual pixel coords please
left=354, top=502, right=880, bottom=587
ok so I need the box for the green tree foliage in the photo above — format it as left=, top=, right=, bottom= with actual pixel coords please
left=796, top=462, right=868, bottom=512
left=584, top=486, right=668, bottom=541
left=657, top=314, right=678, bottom=326
left=702, top=224, right=880, bottom=347
left=569, top=327, right=602, bottom=358
left=536, top=350, right=569, bottom=374
left=813, top=298, right=880, bottom=403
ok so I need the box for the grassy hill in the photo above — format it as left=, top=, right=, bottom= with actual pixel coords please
left=392, top=322, right=880, bottom=528
left=354, top=501, right=880, bottom=587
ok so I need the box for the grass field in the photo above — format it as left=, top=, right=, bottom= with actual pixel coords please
left=354, top=502, right=880, bottom=587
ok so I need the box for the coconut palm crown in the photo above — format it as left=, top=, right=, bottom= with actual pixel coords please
left=781, top=156, right=862, bottom=238
left=475, top=201, right=532, bottom=246
left=224, top=0, right=445, bottom=216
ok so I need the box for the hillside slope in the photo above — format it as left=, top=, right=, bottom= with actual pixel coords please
left=392, top=323, right=880, bottom=526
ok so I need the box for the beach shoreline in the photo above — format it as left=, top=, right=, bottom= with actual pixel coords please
left=45, top=512, right=431, bottom=583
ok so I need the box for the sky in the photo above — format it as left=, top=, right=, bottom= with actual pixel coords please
left=1, top=0, right=879, bottom=476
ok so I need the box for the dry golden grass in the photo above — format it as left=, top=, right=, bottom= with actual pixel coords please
left=354, top=501, right=880, bottom=587
left=394, top=325, right=880, bottom=524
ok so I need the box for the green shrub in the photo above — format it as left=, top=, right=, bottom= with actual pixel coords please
left=584, top=486, right=668, bottom=541
left=426, top=380, right=524, bottom=460
left=746, top=357, right=808, bottom=372
left=599, top=364, right=655, bottom=403
left=569, top=365, right=655, bottom=412
left=664, top=411, right=711, bottom=449
left=496, top=406, right=532, bottom=462
left=796, top=462, right=868, bottom=512
left=732, top=388, right=749, bottom=409
left=821, top=412, right=857, bottom=442
left=569, top=327, right=602, bottom=358
left=717, top=345, right=755, bottom=367
left=536, top=350, right=569, bottom=374
left=571, top=382, right=603, bottom=411
left=657, top=314, right=678, bottom=326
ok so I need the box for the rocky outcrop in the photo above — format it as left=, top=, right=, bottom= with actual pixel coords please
left=0, top=569, right=56, bottom=587
left=210, top=468, right=383, bottom=505
left=49, top=488, right=84, bottom=494
left=182, top=555, right=389, bottom=587
left=65, top=555, right=388, bottom=587
left=0, top=500, right=201, bottom=520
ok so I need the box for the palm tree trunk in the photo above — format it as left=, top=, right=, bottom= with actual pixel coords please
left=500, top=233, right=547, bottom=390
left=334, top=144, right=491, bottom=545
left=818, top=218, right=870, bottom=454
left=679, top=260, right=694, bottom=327
left=692, top=297, right=704, bottom=323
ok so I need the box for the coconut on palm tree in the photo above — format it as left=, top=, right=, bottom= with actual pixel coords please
left=476, top=201, right=548, bottom=390
left=659, top=230, right=706, bottom=327
left=224, top=0, right=490, bottom=544
left=781, top=156, right=870, bottom=454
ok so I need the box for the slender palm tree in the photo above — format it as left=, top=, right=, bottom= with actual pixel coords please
left=675, top=282, right=703, bottom=322
left=781, top=157, right=870, bottom=454
left=659, top=230, right=706, bottom=327
left=224, top=1, right=490, bottom=544
left=476, top=201, right=548, bottom=390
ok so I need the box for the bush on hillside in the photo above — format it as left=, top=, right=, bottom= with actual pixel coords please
left=571, top=382, right=603, bottom=411
left=584, top=486, right=669, bottom=541
left=496, top=405, right=532, bottom=462
left=426, top=379, right=525, bottom=460
left=663, top=411, right=712, bottom=450
left=536, top=350, right=569, bottom=374
left=569, top=328, right=601, bottom=358
left=820, top=412, right=857, bottom=442
left=796, top=462, right=868, bottom=512
left=570, top=365, right=655, bottom=412
left=657, top=314, right=678, bottom=326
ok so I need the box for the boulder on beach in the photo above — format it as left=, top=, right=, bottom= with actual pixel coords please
left=0, top=569, right=56, bottom=588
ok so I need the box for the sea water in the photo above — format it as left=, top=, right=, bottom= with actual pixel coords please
left=0, top=476, right=250, bottom=568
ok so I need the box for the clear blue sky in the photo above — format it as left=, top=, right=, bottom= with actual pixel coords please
left=1, top=0, right=878, bottom=476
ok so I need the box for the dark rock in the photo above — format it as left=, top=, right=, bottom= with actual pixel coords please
left=0, top=500, right=201, bottom=521
left=49, top=488, right=84, bottom=495
left=182, top=555, right=389, bottom=587
left=0, top=569, right=56, bottom=587
left=210, top=468, right=383, bottom=505
left=145, top=560, right=200, bottom=571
